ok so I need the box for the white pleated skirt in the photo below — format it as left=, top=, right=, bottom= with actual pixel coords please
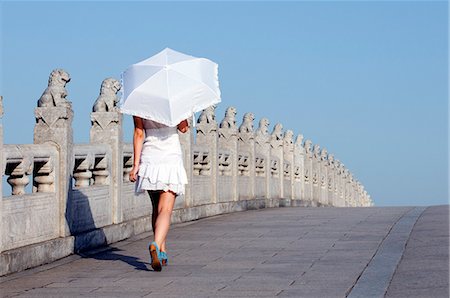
left=135, top=127, right=188, bottom=195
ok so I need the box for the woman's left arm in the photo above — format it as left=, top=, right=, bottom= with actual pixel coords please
left=177, top=119, right=189, bottom=133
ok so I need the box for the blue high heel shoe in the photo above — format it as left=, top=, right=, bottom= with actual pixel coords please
left=161, top=251, right=168, bottom=266
left=149, top=241, right=162, bottom=272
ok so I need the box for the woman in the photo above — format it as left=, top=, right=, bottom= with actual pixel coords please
left=129, top=116, right=189, bottom=272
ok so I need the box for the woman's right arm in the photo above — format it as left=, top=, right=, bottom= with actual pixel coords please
left=129, top=116, right=145, bottom=182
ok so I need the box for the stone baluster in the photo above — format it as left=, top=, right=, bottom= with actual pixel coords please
left=218, top=107, right=238, bottom=203
left=282, top=130, right=294, bottom=205
left=34, top=69, right=73, bottom=237
left=6, top=158, right=33, bottom=195
left=269, top=123, right=283, bottom=205
left=33, top=160, right=55, bottom=193
left=320, top=148, right=328, bottom=206
left=196, top=105, right=218, bottom=205
left=92, top=156, right=109, bottom=185
left=90, top=77, right=123, bottom=223
left=237, top=112, right=255, bottom=201
left=293, top=134, right=305, bottom=206
left=73, top=156, right=93, bottom=187
left=122, top=154, right=133, bottom=182
left=303, top=140, right=313, bottom=206
left=254, top=118, right=271, bottom=202
left=311, top=144, right=321, bottom=207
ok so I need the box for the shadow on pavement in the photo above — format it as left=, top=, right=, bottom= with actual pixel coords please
left=81, top=247, right=151, bottom=271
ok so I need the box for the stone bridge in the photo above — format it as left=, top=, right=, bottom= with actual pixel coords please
left=0, top=69, right=371, bottom=276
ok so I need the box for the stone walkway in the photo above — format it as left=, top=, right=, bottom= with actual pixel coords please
left=0, top=206, right=448, bottom=298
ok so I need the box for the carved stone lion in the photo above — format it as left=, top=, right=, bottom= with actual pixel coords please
left=256, top=118, right=270, bottom=136
left=295, top=134, right=304, bottom=148
left=239, top=112, right=254, bottom=133
left=270, top=123, right=283, bottom=148
left=304, top=139, right=312, bottom=154
left=313, top=144, right=321, bottom=158
left=328, top=154, right=335, bottom=167
left=220, top=106, right=237, bottom=129
left=271, top=123, right=283, bottom=140
left=92, top=78, right=122, bottom=112
left=37, top=69, right=71, bottom=107
left=283, top=130, right=294, bottom=146
left=197, top=105, right=216, bottom=124
left=320, top=148, right=328, bottom=161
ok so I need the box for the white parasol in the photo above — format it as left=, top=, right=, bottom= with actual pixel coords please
left=119, top=48, right=221, bottom=127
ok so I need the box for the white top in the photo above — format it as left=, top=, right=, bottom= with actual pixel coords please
left=135, top=119, right=188, bottom=195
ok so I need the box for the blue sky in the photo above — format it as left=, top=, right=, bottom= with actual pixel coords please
left=1, top=1, right=448, bottom=206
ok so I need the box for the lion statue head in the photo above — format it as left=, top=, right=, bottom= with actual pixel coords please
left=48, top=69, right=70, bottom=87
left=101, top=78, right=121, bottom=95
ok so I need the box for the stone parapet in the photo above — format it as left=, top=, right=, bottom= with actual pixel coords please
left=0, top=70, right=373, bottom=276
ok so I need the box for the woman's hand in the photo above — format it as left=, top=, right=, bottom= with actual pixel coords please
left=129, top=166, right=139, bottom=182
left=177, top=119, right=189, bottom=133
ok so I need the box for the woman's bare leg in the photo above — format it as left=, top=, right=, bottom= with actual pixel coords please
left=153, top=191, right=176, bottom=251
left=149, top=191, right=159, bottom=235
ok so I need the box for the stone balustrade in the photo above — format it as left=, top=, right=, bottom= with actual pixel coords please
left=0, top=70, right=373, bottom=276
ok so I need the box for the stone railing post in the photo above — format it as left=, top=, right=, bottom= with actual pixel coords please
left=293, top=134, right=305, bottom=206
left=311, top=144, right=321, bottom=207
left=34, top=69, right=73, bottom=237
left=337, top=161, right=345, bottom=207
left=179, top=117, right=194, bottom=208
left=343, top=169, right=350, bottom=206
left=196, top=106, right=218, bottom=205
left=0, top=96, right=3, bottom=253
left=269, top=123, right=283, bottom=205
left=327, top=154, right=336, bottom=206
left=282, top=130, right=294, bottom=205
left=218, top=107, right=238, bottom=203
left=356, top=182, right=362, bottom=207
left=237, top=113, right=255, bottom=201
left=254, top=118, right=271, bottom=201
left=303, top=140, right=313, bottom=206
left=90, top=77, right=123, bottom=223
left=320, top=148, right=329, bottom=206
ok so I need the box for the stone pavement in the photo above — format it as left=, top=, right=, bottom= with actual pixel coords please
left=0, top=206, right=448, bottom=298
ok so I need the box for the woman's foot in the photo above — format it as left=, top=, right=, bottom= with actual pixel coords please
left=149, top=242, right=162, bottom=272
left=161, top=251, right=168, bottom=266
